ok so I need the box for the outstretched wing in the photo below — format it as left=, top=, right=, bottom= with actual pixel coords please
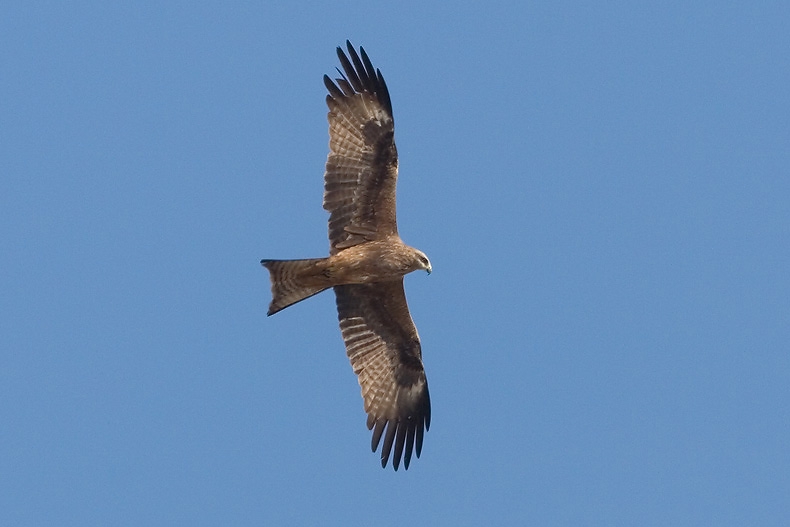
left=323, top=41, right=399, bottom=255
left=334, top=281, right=431, bottom=470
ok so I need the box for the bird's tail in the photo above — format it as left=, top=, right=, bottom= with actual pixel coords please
left=261, top=258, right=332, bottom=316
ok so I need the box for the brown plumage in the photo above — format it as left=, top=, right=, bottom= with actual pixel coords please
left=261, top=41, right=432, bottom=470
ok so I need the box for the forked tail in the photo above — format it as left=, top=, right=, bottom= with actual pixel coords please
left=261, top=258, right=331, bottom=316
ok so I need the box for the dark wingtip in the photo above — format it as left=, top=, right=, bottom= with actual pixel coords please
left=329, top=40, right=393, bottom=118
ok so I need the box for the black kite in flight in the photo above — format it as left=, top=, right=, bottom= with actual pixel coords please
left=261, top=42, right=432, bottom=470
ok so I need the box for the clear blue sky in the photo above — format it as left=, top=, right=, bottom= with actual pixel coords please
left=2, top=2, right=788, bottom=525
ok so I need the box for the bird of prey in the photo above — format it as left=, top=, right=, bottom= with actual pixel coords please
left=261, top=42, right=432, bottom=470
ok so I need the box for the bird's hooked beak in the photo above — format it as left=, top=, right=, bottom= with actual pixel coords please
left=426, top=264, right=432, bottom=275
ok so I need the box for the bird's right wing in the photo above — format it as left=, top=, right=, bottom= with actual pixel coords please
left=323, top=41, right=400, bottom=254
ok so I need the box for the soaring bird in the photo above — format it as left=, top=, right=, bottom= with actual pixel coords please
left=261, top=42, right=431, bottom=470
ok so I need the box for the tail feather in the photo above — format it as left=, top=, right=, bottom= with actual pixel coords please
left=261, top=258, right=331, bottom=316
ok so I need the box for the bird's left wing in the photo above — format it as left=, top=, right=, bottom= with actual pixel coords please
left=334, top=281, right=430, bottom=470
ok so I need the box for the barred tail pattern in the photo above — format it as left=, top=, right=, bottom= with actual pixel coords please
left=261, top=258, right=331, bottom=315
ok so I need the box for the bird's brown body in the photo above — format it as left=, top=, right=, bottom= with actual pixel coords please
left=263, top=238, right=430, bottom=315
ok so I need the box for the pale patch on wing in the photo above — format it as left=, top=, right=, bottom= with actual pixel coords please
left=323, top=42, right=400, bottom=255
left=334, top=281, right=430, bottom=470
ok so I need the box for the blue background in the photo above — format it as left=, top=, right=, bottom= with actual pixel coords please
left=2, top=2, right=788, bottom=525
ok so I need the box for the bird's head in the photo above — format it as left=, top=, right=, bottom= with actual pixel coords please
left=413, top=249, right=432, bottom=275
